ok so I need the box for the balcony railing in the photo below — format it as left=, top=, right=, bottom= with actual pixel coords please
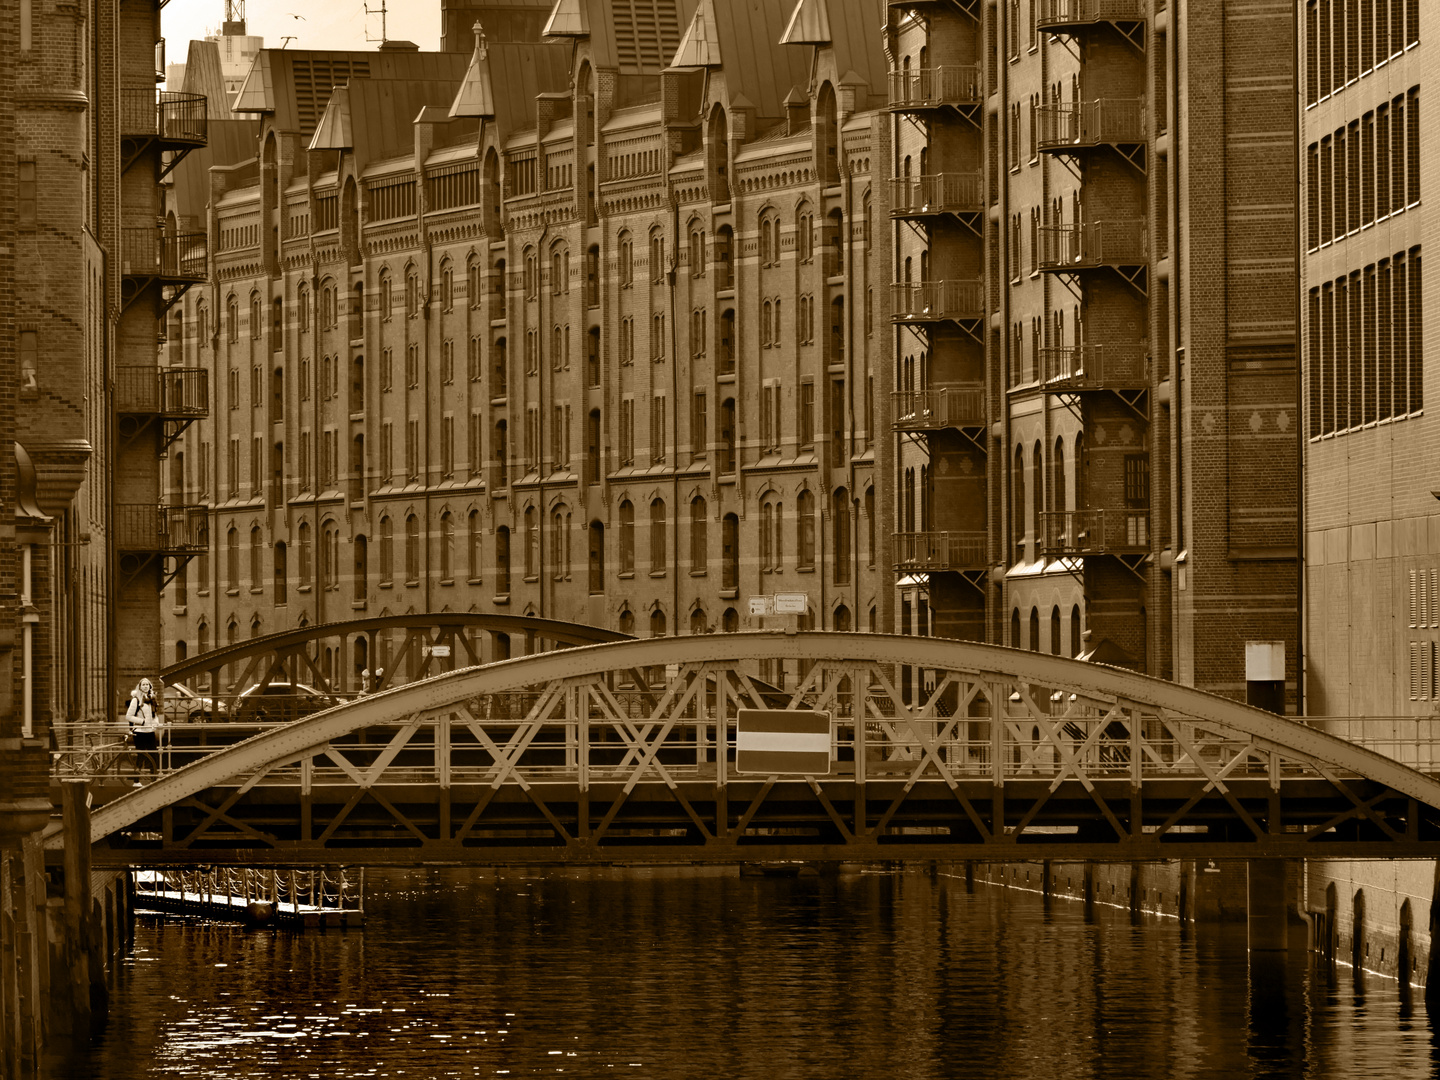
left=1036, top=99, right=1145, bottom=150
left=121, top=88, right=209, bottom=147
left=888, top=173, right=984, bottom=218
left=892, top=387, right=986, bottom=431
left=894, top=531, right=988, bottom=573
left=115, top=504, right=209, bottom=554
left=1036, top=0, right=1146, bottom=29
left=888, top=65, right=983, bottom=111
left=122, top=227, right=208, bottom=282
left=116, top=367, right=210, bottom=417
left=1040, top=509, right=1150, bottom=557
left=891, top=280, right=985, bottom=323
left=1038, top=220, right=1147, bottom=270
left=1038, top=346, right=1148, bottom=390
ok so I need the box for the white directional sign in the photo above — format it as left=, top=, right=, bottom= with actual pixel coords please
left=735, top=709, right=831, bottom=775
left=425, top=644, right=451, bottom=658
left=773, top=593, right=808, bottom=615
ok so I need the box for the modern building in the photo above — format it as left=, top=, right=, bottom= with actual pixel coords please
left=159, top=0, right=894, bottom=693
left=1, top=0, right=204, bottom=1065
left=1299, top=0, right=1428, bottom=978
left=885, top=0, right=1300, bottom=698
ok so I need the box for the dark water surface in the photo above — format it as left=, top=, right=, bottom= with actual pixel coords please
left=42, top=867, right=1440, bottom=1079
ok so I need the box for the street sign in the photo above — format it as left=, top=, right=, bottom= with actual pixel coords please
left=773, top=593, right=807, bottom=615
left=748, top=595, right=774, bottom=616
left=735, top=709, right=831, bottom=775
left=425, top=644, right=451, bottom=658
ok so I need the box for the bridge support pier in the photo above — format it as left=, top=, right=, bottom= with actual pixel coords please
left=1247, top=860, right=1290, bottom=951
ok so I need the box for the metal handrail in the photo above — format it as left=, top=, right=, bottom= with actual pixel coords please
left=116, top=367, right=210, bottom=416
left=1036, top=99, right=1146, bottom=148
left=1036, top=0, right=1146, bottom=26
left=892, top=387, right=987, bottom=430
left=893, top=531, right=989, bottom=571
left=887, top=65, right=984, bottom=109
left=888, top=172, right=984, bottom=216
left=1040, top=508, right=1150, bottom=555
left=1038, top=345, right=1148, bottom=388
left=1038, top=219, right=1148, bottom=268
left=114, top=503, right=209, bottom=553
left=122, top=227, right=208, bottom=280
left=120, top=88, right=208, bottom=144
left=890, top=279, right=985, bottom=321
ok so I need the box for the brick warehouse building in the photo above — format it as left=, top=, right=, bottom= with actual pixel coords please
left=887, top=0, right=1300, bottom=696
left=1, top=0, right=198, bottom=1066
left=1298, top=0, right=1430, bottom=982
left=158, top=0, right=896, bottom=692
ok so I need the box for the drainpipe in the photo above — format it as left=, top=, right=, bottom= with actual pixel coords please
left=669, top=196, right=681, bottom=633
left=21, top=543, right=35, bottom=737
left=536, top=223, right=550, bottom=628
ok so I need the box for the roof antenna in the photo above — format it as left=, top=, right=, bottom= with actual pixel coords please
left=364, top=0, right=387, bottom=44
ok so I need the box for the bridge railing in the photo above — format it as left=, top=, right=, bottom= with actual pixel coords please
left=55, top=712, right=1440, bottom=787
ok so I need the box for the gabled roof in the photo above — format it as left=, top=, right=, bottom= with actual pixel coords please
left=542, top=0, right=588, bottom=36
left=667, top=0, right=721, bottom=69
left=575, top=0, right=698, bottom=76
left=691, top=0, right=812, bottom=119
left=780, top=0, right=831, bottom=45
left=231, top=48, right=471, bottom=136
left=450, top=23, right=497, bottom=117
left=308, top=85, right=353, bottom=150
left=820, top=0, right=889, bottom=109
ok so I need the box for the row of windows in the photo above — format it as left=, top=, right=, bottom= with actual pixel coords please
left=1305, top=0, right=1420, bottom=107
left=1306, top=87, right=1420, bottom=251
left=189, top=487, right=878, bottom=607
left=1306, top=246, right=1422, bottom=437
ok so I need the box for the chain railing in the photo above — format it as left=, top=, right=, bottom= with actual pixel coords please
left=1039, top=345, right=1149, bottom=389
left=122, top=226, right=208, bottom=281
left=893, top=531, right=989, bottom=572
left=1040, top=508, right=1150, bottom=556
left=1038, top=219, right=1148, bottom=269
left=1036, top=99, right=1146, bottom=148
left=892, top=387, right=987, bottom=430
left=888, top=65, right=983, bottom=110
left=115, top=366, right=210, bottom=416
left=888, top=172, right=984, bottom=217
left=890, top=279, right=985, bottom=322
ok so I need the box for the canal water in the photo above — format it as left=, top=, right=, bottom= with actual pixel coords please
left=43, top=867, right=1440, bottom=1079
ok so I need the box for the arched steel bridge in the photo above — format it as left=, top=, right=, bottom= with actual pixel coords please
left=159, top=612, right=628, bottom=710
left=51, top=633, right=1440, bottom=867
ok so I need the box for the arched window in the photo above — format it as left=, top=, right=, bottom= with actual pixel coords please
left=227, top=294, right=239, bottom=342
left=690, top=608, right=707, bottom=635
left=619, top=232, right=634, bottom=286
left=619, top=609, right=635, bottom=636
left=380, top=273, right=393, bottom=320
left=797, top=206, right=814, bottom=262
left=249, top=525, right=263, bottom=589
left=718, top=311, right=735, bottom=374
left=832, top=489, right=850, bottom=583
left=1011, top=607, right=1021, bottom=648
left=468, top=510, right=481, bottom=582
left=250, top=293, right=262, bottom=339
left=298, top=520, right=312, bottom=585
left=826, top=208, right=844, bottom=274
left=442, top=262, right=454, bottom=310
left=722, top=608, right=738, bottom=633
left=649, top=498, right=667, bottom=571
left=761, top=496, right=784, bottom=572
left=835, top=605, right=852, bottom=632
left=227, top=527, right=240, bottom=590
left=719, top=397, right=736, bottom=471
left=354, top=534, right=368, bottom=602
left=588, top=520, right=605, bottom=593
left=198, top=620, right=209, bottom=656
left=650, top=608, right=667, bottom=638
left=405, top=513, right=420, bottom=583
left=864, top=486, right=875, bottom=567
left=707, top=106, right=730, bottom=202
left=524, top=505, right=538, bottom=578
left=619, top=500, right=635, bottom=573
left=551, top=245, right=568, bottom=295
left=690, top=496, right=708, bottom=571
left=439, top=512, right=455, bottom=582
left=406, top=265, right=420, bottom=315
left=274, top=541, right=287, bottom=604
left=1054, top=436, right=1067, bottom=515
left=378, top=516, right=393, bottom=584
left=722, top=513, right=739, bottom=590
left=496, top=525, right=511, bottom=593
left=797, top=490, right=816, bottom=568
left=1013, top=445, right=1027, bottom=563
left=1050, top=606, right=1062, bottom=656
left=1070, top=605, right=1082, bottom=657
left=817, top=83, right=839, bottom=184
left=715, top=225, right=734, bottom=289
left=550, top=505, right=571, bottom=579
left=1029, top=608, right=1041, bottom=652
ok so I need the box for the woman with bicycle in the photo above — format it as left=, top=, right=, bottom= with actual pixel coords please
left=126, top=678, right=162, bottom=786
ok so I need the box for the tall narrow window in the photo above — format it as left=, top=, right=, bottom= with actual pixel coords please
left=649, top=499, right=667, bottom=573
left=690, top=497, right=708, bottom=572
left=797, top=490, right=815, bottom=568
left=588, top=521, right=605, bottom=593
left=722, top=513, right=739, bottom=590
left=274, top=541, right=288, bottom=605
left=619, top=500, right=635, bottom=573
left=405, top=514, right=420, bottom=584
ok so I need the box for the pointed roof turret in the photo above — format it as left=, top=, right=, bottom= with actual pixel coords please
left=667, top=0, right=722, bottom=70
left=230, top=49, right=274, bottom=113
left=307, top=84, right=353, bottom=151
left=542, top=0, right=589, bottom=37
left=781, top=0, right=831, bottom=45
left=449, top=21, right=496, bottom=118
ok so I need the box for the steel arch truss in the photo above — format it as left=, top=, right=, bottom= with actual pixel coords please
left=54, top=633, right=1440, bottom=866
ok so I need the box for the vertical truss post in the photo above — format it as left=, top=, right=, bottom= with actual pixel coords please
left=854, top=666, right=868, bottom=836
left=1128, top=701, right=1142, bottom=839
left=437, top=712, right=451, bottom=841
left=715, top=668, right=728, bottom=840
left=990, top=681, right=1007, bottom=840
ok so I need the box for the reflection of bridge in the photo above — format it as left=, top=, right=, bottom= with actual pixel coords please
left=49, top=633, right=1440, bottom=867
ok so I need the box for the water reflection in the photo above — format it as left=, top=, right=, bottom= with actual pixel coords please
left=42, top=868, right=1440, bottom=1079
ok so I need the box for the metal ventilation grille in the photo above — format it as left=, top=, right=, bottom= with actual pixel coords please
left=612, top=0, right=682, bottom=73
left=290, top=59, right=372, bottom=134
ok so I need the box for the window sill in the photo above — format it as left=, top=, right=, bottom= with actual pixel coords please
left=649, top=570, right=667, bottom=579
left=523, top=575, right=540, bottom=584
left=249, top=587, right=263, bottom=595
left=467, top=577, right=483, bottom=586
left=618, top=571, right=635, bottom=580
left=226, top=587, right=240, bottom=597
left=297, top=585, right=312, bottom=594
left=379, top=581, right=393, bottom=589
left=720, top=588, right=738, bottom=600
left=351, top=600, right=366, bottom=610
left=171, top=606, right=187, bottom=616
left=797, top=566, right=815, bottom=574
left=690, top=569, right=707, bottom=578
left=492, top=593, right=510, bottom=605
left=439, top=578, right=455, bottom=586
left=405, top=579, right=420, bottom=588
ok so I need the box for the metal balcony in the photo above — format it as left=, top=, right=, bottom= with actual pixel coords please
left=887, top=65, right=983, bottom=112
left=1036, top=0, right=1146, bottom=30
left=1036, top=100, right=1145, bottom=151
left=1038, top=220, right=1147, bottom=271
left=121, top=227, right=208, bottom=313
left=894, top=531, right=988, bottom=573
left=116, top=367, right=210, bottom=418
left=1040, top=509, right=1150, bottom=557
left=115, top=504, right=209, bottom=556
left=120, top=88, right=208, bottom=176
left=891, top=280, right=985, bottom=323
left=889, top=173, right=984, bottom=219
left=1039, top=345, right=1148, bottom=391
left=892, top=387, right=986, bottom=431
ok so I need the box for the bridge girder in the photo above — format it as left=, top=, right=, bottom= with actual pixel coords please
left=51, top=633, right=1440, bottom=865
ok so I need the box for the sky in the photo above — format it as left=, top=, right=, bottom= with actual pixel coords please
left=162, top=0, right=443, bottom=55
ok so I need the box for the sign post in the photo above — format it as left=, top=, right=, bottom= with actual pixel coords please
left=735, top=709, right=831, bottom=775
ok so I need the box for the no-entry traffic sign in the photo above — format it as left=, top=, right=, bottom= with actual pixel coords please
left=735, top=709, right=831, bottom=775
